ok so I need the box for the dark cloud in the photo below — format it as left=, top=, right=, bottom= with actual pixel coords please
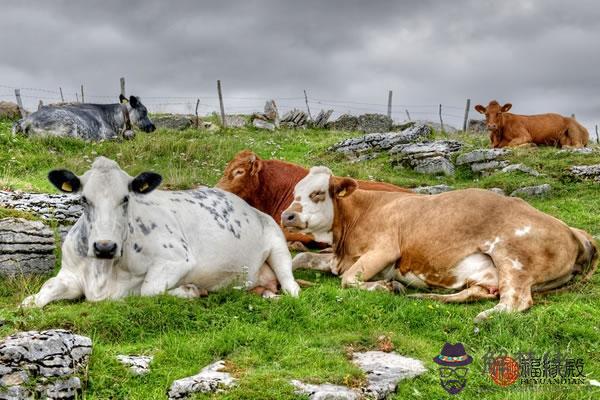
left=1, top=0, right=599, bottom=131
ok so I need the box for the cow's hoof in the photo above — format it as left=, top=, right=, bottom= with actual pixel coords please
left=391, top=281, right=406, bottom=294
left=262, top=290, right=280, bottom=299
left=282, top=281, right=301, bottom=298
left=288, top=241, right=309, bottom=252
left=20, top=295, right=38, bottom=308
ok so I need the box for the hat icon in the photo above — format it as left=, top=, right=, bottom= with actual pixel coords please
left=433, top=343, right=473, bottom=367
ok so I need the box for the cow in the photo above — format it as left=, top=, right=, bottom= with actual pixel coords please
left=474, top=100, right=588, bottom=148
left=216, top=150, right=412, bottom=247
left=12, top=95, right=155, bottom=141
left=21, top=157, right=300, bottom=308
left=283, top=166, right=598, bottom=322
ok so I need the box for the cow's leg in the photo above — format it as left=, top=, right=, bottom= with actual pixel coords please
left=292, top=252, right=334, bottom=272
left=21, top=271, right=82, bottom=308
left=167, top=284, right=207, bottom=299
left=505, top=130, right=534, bottom=147
left=139, top=260, right=193, bottom=297
left=474, top=263, right=534, bottom=323
left=265, top=234, right=301, bottom=297
left=341, top=250, right=398, bottom=288
left=408, top=285, right=497, bottom=303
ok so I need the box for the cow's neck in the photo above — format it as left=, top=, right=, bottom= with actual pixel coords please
left=258, top=162, right=308, bottom=219
left=331, top=190, right=375, bottom=258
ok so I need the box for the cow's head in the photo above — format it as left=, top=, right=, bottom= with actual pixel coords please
left=216, top=150, right=263, bottom=200
left=474, top=100, right=512, bottom=131
left=48, top=157, right=162, bottom=259
left=119, top=94, right=156, bottom=133
left=281, top=166, right=357, bottom=244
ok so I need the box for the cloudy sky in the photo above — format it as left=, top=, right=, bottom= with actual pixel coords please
left=1, top=0, right=599, bottom=132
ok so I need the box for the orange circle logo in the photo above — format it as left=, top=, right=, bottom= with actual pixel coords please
left=489, top=356, right=520, bottom=386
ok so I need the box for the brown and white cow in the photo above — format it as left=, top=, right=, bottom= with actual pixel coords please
left=474, top=100, right=589, bottom=148
left=283, top=166, right=598, bottom=322
left=216, top=150, right=412, bottom=246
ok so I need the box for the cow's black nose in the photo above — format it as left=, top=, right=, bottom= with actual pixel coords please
left=93, top=241, right=117, bottom=259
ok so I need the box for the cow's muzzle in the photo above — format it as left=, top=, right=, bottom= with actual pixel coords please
left=93, top=240, right=117, bottom=259
left=281, top=211, right=306, bottom=230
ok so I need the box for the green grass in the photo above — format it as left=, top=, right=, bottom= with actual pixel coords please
left=0, top=120, right=599, bottom=399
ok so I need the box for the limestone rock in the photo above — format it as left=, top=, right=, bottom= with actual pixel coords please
left=151, top=114, right=193, bottom=131
left=412, top=184, right=454, bottom=195
left=0, top=329, right=92, bottom=400
left=252, top=119, right=275, bottom=131
left=116, top=355, right=153, bottom=376
left=264, top=100, right=280, bottom=126
left=470, top=160, right=510, bottom=174
left=404, top=156, right=454, bottom=176
left=0, top=191, right=82, bottom=224
left=0, top=218, right=56, bottom=277
left=313, top=110, right=333, bottom=128
left=558, top=147, right=593, bottom=154
left=467, top=119, right=487, bottom=133
left=357, top=114, right=393, bottom=133
left=167, top=360, right=236, bottom=399
left=389, top=140, right=462, bottom=158
left=352, top=351, right=427, bottom=399
left=329, top=114, right=359, bottom=132
left=291, top=380, right=360, bottom=400
left=510, top=184, right=551, bottom=198
left=501, top=163, right=541, bottom=176
left=569, top=164, right=600, bottom=182
left=455, top=149, right=510, bottom=166
left=224, top=115, right=247, bottom=128
left=280, top=109, right=308, bottom=128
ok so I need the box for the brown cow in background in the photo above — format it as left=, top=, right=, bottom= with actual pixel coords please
left=217, top=150, right=412, bottom=247
left=475, top=100, right=588, bottom=148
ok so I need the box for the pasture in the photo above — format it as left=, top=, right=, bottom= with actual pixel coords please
left=0, top=118, right=599, bottom=399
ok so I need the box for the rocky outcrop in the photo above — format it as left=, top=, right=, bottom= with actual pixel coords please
left=329, top=114, right=359, bottom=132
left=291, top=380, right=360, bottom=400
left=312, top=109, right=333, bottom=128
left=357, top=114, right=393, bottom=133
left=224, top=115, right=247, bottom=128
left=467, top=119, right=487, bottom=134
left=151, top=114, right=194, bottom=131
left=455, top=149, right=541, bottom=176
left=252, top=119, right=275, bottom=131
left=0, top=218, right=56, bottom=277
left=167, top=360, right=236, bottom=399
left=0, top=191, right=82, bottom=224
left=0, top=329, right=92, bottom=400
left=510, top=184, right=551, bottom=198
left=116, top=355, right=153, bottom=376
left=280, top=109, right=308, bottom=128
left=390, top=140, right=462, bottom=176
left=569, top=164, right=600, bottom=182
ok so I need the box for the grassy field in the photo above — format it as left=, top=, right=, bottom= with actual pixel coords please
left=0, top=118, right=599, bottom=399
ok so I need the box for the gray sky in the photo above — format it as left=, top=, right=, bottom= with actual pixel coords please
left=1, top=0, right=599, bottom=131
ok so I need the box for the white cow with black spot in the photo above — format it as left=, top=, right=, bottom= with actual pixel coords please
left=22, top=157, right=300, bottom=307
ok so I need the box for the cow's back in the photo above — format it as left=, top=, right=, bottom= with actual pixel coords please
left=505, top=113, right=570, bottom=144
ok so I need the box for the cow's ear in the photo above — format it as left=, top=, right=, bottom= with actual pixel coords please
left=48, top=170, right=81, bottom=193
left=331, top=177, right=358, bottom=199
left=474, top=105, right=486, bottom=114
left=119, top=94, right=128, bottom=104
left=501, top=103, right=512, bottom=112
left=249, top=154, right=263, bottom=176
left=129, top=96, right=139, bottom=108
left=130, top=172, right=162, bottom=194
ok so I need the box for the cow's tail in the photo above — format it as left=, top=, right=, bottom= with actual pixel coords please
left=536, top=228, right=598, bottom=295
left=566, top=118, right=589, bottom=147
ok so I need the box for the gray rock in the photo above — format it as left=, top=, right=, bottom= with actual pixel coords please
left=467, top=119, right=487, bottom=134
left=224, top=115, right=246, bottom=128
left=510, top=184, right=551, bottom=198
left=409, top=156, right=455, bottom=176
left=357, top=114, right=393, bottom=133
left=329, top=114, right=359, bottom=132
left=0, top=218, right=56, bottom=277
left=252, top=119, right=275, bottom=131
left=313, top=110, right=333, bottom=128
left=0, top=191, right=82, bottom=224
left=151, top=114, right=193, bottom=131
left=0, top=330, right=92, bottom=400
left=455, top=149, right=510, bottom=166
left=416, top=120, right=458, bottom=134
left=264, top=100, right=280, bottom=126
left=412, top=185, right=454, bottom=195
left=281, top=109, right=308, bottom=127
left=558, top=147, right=594, bottom=154
left=352, top=351, right=427, bottom=399
left=389, top=140, right=462, bottom=158
left=488, top=188, right=506, bottom=196
left=167, top=360, right=236, bottom=399
left=501, top=163, right=541, bottom=176
left=470, top=160, right=510, bottom=173
left=569, top=164, right=600, bottom=182
left=291, top=380, right=360, bottom=400
left=116, top=355, right=153, bottom=376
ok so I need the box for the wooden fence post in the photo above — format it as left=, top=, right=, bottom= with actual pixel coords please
left=439, top=104, right=444, bottom=133
left=463, top=98, right=471, bottom=132
left=405, top=109, right=411, bottom=121
left=59, top=87, right=64, bottom=102
left=80, top=85, right=85, bottom=103
left=14, top=89, right=25, bottom=116
left=75, top=93, right=79, bottom=103
left=387, top=90, right=393, bottom=118
left=217, top=80, right=226, bottom=128
left=596, top=124, right=599, bottom=144
left=120, top=77, right=126, bottom=97
left=304, top=89, right=312, bottom=121
left=195, top=98, right=200, bottom=129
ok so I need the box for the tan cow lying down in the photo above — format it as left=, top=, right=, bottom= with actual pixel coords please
left=217, top=150, right=411, bottom=247
left=283, top=166, right=598, bottom=322
left=475, top=100, right=589, bottom=148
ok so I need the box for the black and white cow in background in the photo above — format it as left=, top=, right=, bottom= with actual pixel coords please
left=21, top=157, right=300, bottom=307
left=12, top=95, right=155, bottom=141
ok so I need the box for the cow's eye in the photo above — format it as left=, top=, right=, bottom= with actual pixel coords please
left=122, top=196, right=129, bottom=204
left=310, top=191, right=326, bottom=203
left=81, top=196, right=87, bottom=204
left=234, top=169, right=245, bottom=177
